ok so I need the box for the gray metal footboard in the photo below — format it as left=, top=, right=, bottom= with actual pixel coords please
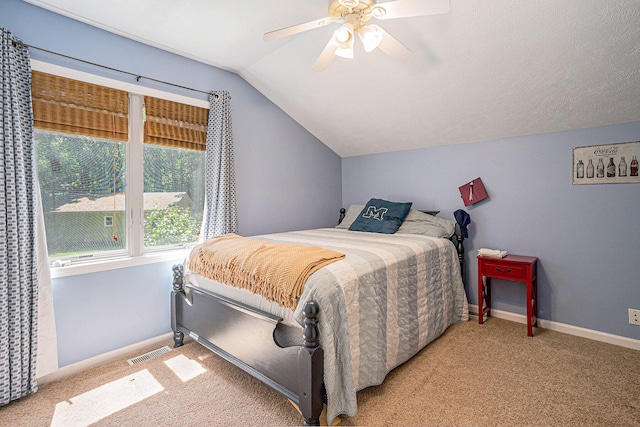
left=171, top=264, right=323, bottom=426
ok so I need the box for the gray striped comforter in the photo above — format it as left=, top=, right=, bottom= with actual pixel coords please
left=254, top=228, right=469, bottom=423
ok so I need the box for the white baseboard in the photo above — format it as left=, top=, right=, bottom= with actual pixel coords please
left=468, top=304, right=640, bottom=351
left=37, top=332, right=174, bottom=386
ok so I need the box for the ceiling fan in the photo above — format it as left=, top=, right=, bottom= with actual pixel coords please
left=263, top=0, right=450, bottom=71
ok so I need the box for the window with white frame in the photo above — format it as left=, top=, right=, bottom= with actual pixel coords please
left=32, top=70, right=207, bottom=266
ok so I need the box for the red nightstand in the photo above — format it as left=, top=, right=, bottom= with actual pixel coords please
left=478, top=255, right=538, bottom=336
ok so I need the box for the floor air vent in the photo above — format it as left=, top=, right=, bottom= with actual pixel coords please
left=127, top=345, right=171, bottom=365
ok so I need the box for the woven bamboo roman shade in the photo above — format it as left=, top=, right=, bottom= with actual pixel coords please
left=144, top=97, right=208, bottom=151
left=31, top=71, right=129, bottom=141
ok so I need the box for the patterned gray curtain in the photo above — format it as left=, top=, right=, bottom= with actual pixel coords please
left=200, top=91, right=238, bottom=239
left=0, top=28, right=39, bottom=405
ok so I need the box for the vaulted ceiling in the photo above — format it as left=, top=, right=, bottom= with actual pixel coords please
left=23, top=0, right=640, bottom=157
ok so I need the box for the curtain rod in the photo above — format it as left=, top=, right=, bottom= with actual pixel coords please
left=12, top=40, right=211, bottom=96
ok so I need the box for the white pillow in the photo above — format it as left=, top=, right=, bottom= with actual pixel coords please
left=396, top=209, right=456, bottom=238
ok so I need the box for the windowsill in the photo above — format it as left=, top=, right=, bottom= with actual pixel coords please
left=50, top=248, right=192, bottom=279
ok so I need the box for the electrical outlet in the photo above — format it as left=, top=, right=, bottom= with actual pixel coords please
left=629, top=309, right=640, bottom=325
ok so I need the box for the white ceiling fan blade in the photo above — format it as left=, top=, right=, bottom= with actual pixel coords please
left=375, top=27, right=411, bottom=59
left=312, top=39, right=338, bottom=72
left=264, top=17, right=337, bottom=42
left=371, top=0, right=450, bottom=20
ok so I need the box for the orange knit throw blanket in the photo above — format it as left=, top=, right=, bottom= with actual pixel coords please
left=187, top=233, right=345, bottom=310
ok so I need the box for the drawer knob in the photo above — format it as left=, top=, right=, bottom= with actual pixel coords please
left=495, top=267, right=512, bottom=273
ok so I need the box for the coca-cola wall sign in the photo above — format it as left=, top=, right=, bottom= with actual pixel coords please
left=573, top=141, right=639, bottom=185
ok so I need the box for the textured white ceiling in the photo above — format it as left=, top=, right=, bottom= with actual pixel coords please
left=23, top=0, right=640, bottom=157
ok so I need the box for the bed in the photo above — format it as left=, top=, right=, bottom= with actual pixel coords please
left=171, top=203, right=468, bottom=425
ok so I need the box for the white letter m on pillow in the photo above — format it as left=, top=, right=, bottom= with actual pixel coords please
left=362, top=206, right=388, bottom=221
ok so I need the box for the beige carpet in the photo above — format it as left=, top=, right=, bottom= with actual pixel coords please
left=2, top=318, right=639, bottom=426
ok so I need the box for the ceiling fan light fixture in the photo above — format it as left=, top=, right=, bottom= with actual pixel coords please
left=358, top=24, right=383, bottom=52
left=333, top=23, right=355, bottom=58
left=334, top=23, right=353, bottom=44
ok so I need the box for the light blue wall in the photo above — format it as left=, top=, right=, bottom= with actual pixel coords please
left=51, top=262, right=176, bottom=366
left=3, top=0, right=341, bottom=367
left=343, top=121, right=640, bottom=340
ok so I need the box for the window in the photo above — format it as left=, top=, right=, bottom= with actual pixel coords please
left=35, top=130, right=128, bottom=258
left=32, top=70, right=207, bottom=267
left=142, top=96, right=206, bottom=250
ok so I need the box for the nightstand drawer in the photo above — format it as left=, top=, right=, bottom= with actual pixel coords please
left=480, top=261, right=526, bottom=281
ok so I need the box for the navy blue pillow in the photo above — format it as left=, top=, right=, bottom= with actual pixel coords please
left=348, top=198, right=413, bottom=234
